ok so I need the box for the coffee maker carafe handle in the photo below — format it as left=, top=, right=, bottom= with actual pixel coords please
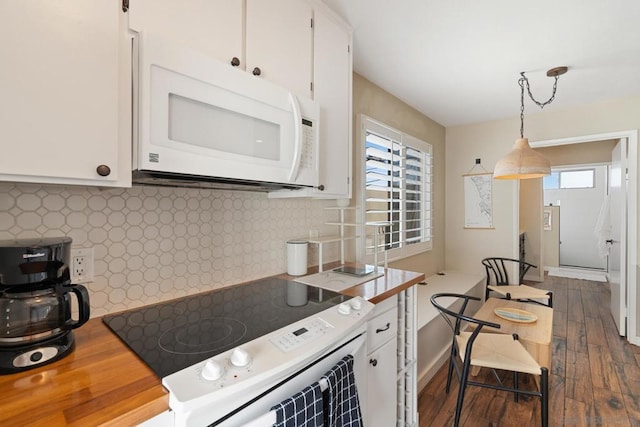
left=65, top=284, right=91, bottom=329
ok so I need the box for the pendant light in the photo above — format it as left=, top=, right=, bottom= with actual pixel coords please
left=494, top=66, right=568, bottom=180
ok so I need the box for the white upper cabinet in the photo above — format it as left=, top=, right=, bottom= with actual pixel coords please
left=313, top=6, right=353, bottom=198
left=245, top=0, right=313, bottom=99
left=129, top=0, right=312, bottom=99
left=0, top=0, right=130, bottom=186
left=129, top=0, right=243, bottom=68
left=269, top=3, right=353, bottom=199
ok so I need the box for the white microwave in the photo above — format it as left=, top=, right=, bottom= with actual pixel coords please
left=132, top=34, right=320, bottom=191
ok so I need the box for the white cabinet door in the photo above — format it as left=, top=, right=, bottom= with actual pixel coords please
left=129, top=0, right=243, bottom=67
left=365, top=338, right=398, bottom=427
left=246, top=0, right=313, bottom=98
left=268, top=4, right=353, bottom=199
left=313, top=8, right=353, bottom=198
left=0, top=0, right=126, bottom=185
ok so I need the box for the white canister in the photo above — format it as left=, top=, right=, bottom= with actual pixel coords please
left=286, top=240, right=308, bottom=276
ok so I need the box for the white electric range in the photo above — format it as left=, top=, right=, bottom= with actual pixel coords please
left=103, top=277, right=374, bottom=426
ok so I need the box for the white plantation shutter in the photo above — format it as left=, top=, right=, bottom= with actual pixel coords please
left=362, top=117, right=432, bottom=261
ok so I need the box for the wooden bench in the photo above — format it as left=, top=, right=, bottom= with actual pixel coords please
left=415, top=271, right=484, bottom=391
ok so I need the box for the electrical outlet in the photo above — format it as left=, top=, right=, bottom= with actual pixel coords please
left=71, top=247, right=94, bottom=284
left=309, top=229, right=319, bottom=238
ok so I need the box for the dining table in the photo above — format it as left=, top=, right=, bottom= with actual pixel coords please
left=471, top=297, right=553, bottom=370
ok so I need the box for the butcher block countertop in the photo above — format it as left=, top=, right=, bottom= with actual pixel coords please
left=0, top=266, right=423, bottom=426
left=0, top=318, right=168, bottom=426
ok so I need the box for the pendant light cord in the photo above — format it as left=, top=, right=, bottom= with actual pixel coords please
left=519, top=76, right=526, bottom=138
left=518, top=72, right=561, bottom=138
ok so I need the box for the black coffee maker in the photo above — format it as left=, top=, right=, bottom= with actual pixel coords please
left=0, top=237, right=90, bottom=374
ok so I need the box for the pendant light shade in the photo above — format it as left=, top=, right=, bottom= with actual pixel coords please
left=493, top=67, right=567, bottom=180
left=493, top=138, right=551, bottom=180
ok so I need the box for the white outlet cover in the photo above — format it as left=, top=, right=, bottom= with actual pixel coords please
left=71, top=247, right=94, bottom=284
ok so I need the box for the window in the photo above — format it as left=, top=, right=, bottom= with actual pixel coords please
left=543, top=169, right=595, bottom=190
left=361, top=116, right=432, bottom=261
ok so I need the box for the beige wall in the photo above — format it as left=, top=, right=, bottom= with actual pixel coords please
left=537, top=139, right=618, bottom=166
left=445, top=95, right=640, bottom=278
left=352, top=73, right=446, bottom=277
left=519, top=179, right=544, bottom=281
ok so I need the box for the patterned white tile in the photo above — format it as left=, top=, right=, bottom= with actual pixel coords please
left=16, top=194, right=42, bottom=211
left=0, top=183, right=339, bottom=316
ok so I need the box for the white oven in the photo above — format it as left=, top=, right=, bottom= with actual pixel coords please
left=139, top=297, right=373, bottom=427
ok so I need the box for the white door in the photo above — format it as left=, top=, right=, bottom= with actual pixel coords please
left=609, top=139, right=627, bottom=336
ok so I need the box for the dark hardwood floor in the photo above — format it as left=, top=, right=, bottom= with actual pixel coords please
left=417, top=274, right=640, bottom=426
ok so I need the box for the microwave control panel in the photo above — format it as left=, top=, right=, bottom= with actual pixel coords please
left=300, top=118, right=315, bottom=169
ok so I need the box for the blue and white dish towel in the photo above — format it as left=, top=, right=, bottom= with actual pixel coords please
left=321, top=355, right=363, bottom=427
left=271, top=382, right=324, bottom=427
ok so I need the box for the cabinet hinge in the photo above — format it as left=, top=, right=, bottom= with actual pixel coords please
left=348, top=44, right=351, bottom=53
left=310, top=81, right=313, bottom=92
left=122, top=0, right=129, bottom=12
left=310, top=18, right=313, bottom=28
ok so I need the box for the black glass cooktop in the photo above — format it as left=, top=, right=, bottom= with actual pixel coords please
left=102, top=277, right=348, bottom=378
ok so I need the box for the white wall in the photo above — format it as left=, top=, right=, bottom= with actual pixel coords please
left=544, top=165, right=607, bottom=269
left=445, top=96, right=640, bottom=278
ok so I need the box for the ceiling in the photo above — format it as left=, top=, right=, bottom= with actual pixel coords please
left=321, top=0, right=640, bottom=127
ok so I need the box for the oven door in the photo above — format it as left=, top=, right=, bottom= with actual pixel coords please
left=140, top=330, right=367, bottom=427
left=214, top=332, right=367, bottom=427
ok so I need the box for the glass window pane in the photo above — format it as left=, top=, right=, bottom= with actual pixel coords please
left=560, top=170, right=594, bottom=189
left=364, top=118, right=433, bottom=255
left=543, top=172, right=559, bottom=189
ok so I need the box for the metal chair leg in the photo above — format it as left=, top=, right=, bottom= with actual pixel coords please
left=541, top=367, right=549, bottom=427
left=513, top=371, right=519, bottom=402
left=454, top=356, right=472, bottom=427
left=445, top=340, right=457, bottom=394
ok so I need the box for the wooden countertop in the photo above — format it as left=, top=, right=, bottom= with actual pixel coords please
left=340, top=266, right=424, bottom=304
left=0, top=319, right=167, bottom=426
left=0, top=266, right=422, bottom=426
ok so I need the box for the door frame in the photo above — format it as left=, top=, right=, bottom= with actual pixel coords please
left=530, top=130, right=638, bottom=345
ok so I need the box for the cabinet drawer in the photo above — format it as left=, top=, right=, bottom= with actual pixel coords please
left=367, top=306, right=398, bottom=352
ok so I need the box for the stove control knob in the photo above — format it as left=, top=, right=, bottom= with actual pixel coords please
left=338, top=302, right=351, bottom=315
left=201, top=359, right=224, bottom=381
left=350, top=298, right=362, bottom=311
left=230, top=347, right=251, bottom=368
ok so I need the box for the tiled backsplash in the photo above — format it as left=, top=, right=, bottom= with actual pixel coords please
left=0, top=183, right=339, bottom=317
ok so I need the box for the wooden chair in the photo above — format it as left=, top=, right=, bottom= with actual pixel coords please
left=482, top=257, right=553, bottom=307
left=430, top=293, right=549, bottom=427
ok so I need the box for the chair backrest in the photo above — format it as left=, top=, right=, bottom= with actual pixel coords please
left=481, top=257, right=536, bottom=286
left=430, top=293, right=503, bottom=364
left=430, top=293, right=501, bottom=335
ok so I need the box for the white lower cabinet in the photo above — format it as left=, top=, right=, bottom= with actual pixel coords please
left=366, top=338, right=398, bottom=427
left=364, top=286, right=418, bottom=426
left=364, top=297, right=398, bottom=426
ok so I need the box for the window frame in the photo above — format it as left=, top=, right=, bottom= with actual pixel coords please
left=358, top=115, right=433, bottom=264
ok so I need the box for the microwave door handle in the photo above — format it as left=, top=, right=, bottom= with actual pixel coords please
left=288, top=92, right=302, bottom=182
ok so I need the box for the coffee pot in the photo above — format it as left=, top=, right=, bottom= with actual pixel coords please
left=0, top=237, right=90, bottom=374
